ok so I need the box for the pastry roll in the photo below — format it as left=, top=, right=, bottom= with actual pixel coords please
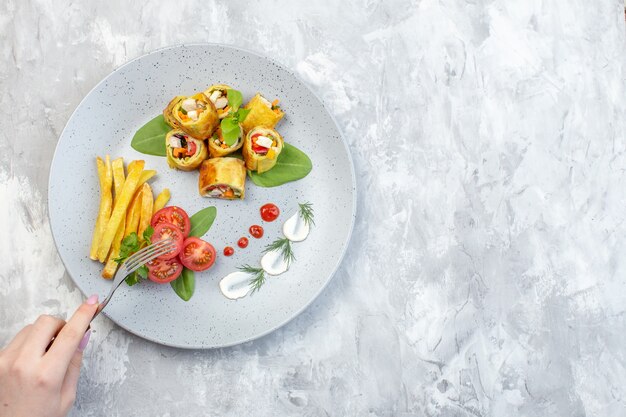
left=163, top=93, right=219, bottom=138
left=204, top=84, right=233, bottom=119
left=163, top=95, right=185, bottom=128
left=208, top=125, right=244, bottom=158
left=240, top=93, right=284, bottom=133
left=198, top=157, right=246, bottom=200
left=242, top=126, right=284, bottom=174
left=166, top=130, right=208, bottom=171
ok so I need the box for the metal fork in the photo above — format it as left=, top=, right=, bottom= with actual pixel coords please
left=92, top=238, right=175, bottom=321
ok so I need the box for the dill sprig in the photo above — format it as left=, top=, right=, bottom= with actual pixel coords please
left=298, top=202, right=315, bottom=227
left=263, top=237, right=296, bottom=265
left=238, top=264, right=266, bottom=294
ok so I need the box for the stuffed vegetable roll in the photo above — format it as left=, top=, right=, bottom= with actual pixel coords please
left=198, top=157, right=246, bottom=200
left=240, top=93, right=284, bottom=133
left=208, top=124, right=244, bottom=158
left=204, top=84, right=233, bottom=119
left=163, top=93, right=219, bottom=138
left=166, top=130, right=208, bottom=171
left=242, top=126, right=284, bottom=174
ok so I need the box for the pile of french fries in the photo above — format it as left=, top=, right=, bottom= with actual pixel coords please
left=89, top=156, right=171, bottom=279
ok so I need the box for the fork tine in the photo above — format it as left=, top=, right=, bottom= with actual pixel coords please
left=123, top=239, right=172, bottom=268
left=124, top=244, right=176, bottom=273
left=128, top=238, right=171, bottom=259
left=124, top=241, right=175, bottom=269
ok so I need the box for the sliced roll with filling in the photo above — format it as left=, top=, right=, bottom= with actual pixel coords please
left=240, top=93, right=284, bottom=133
left=163, top=93, right=219, bottom=138
left=242, top=126, right=284, bottom=174
left=166, top=130, right=208, bottom=171
left=208, top=125, right=244, bottom=158
left=198, top=157, right=246, bottom=200
left=204, top=84, right=233, bottom=119
left=163, top=95, right=186, bottom=128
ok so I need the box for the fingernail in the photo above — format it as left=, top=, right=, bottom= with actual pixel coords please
left=86, top=294, right=99, bottom=305
left=78, top=330, right=91, bottom=352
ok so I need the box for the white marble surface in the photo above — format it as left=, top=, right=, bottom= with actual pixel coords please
left=1, top=0, right=625, bottom=415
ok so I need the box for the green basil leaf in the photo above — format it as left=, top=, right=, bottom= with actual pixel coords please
left=189, top=206, right=217, bottom=237
left=236, top=107, right=251, bottom=123
left=131, top=115, right=170, bottom=157
left=226, top=89, right=243, bottom=111
left=170, top=268, right=195, bottom=301
left=248, top=143, right=313, bottom=187
left=220, top=117, right=240, bottom=147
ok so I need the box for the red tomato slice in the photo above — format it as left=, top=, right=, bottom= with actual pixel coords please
left=146, top=257, right=183, bottom=283
left=151, top=206, right=191, bottom=237
left=179, top=237, right=216, bottom=272
left=152, top=222, right=184, bottom=260
left=187, top=141, right=197, bottom=156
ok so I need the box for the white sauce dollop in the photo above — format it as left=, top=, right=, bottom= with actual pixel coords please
left=261, top=250, right=289, bottom=276
left=282, top=212, right=310, bottom=242
left=219, top=271, right=253, bottom=300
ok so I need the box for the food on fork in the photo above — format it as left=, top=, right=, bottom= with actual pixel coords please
left=240, top=93, right=284, bottom=133
left=242, top=126, right=284, bottom=174
left=163, top=93, right=219, bottom=138
left=204, top=84, right=233, bottom=119
left=198, top=157, right=246, bottom=200
left=165, top=129, right=208, bottom=171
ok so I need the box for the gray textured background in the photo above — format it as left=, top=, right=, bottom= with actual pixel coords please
left=1, top=1, right=625, bottom=416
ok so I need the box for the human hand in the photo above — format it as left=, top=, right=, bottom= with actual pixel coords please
left=0, top=295, right=99, bottom=417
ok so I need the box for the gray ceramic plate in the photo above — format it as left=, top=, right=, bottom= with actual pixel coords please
left=48, top=44, right=356, bottom=349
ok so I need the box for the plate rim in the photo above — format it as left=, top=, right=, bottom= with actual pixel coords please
left=47, top=42, right=357, bottom=349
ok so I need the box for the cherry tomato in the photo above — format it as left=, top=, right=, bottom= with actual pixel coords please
left=223, top=246, right=234, bottom=256
left=249, top=225, right=264, bottom=239
left=179, top=237, right=216, bottom=272
left=152, top=222, right=184, bottom=260
left=260, top=203, right=280, bottom=222
left=146, top=257, right=183, bottom=283
left=151, top=206, right=191, bottom=237
left=237, top=237, right=249, bottom=248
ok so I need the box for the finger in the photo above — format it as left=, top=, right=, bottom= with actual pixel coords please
left=24, top=315, right=66, bottom=356
left=60, top=347, right=84, bottom=412
left=46, top=295, right=98, bottom=376
left=0, top=324, right=33, bottom=357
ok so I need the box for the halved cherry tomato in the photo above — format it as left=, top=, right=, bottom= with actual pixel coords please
left=147, top=257, right=183, bottom=283
left=152, top=222, right=184, bottom=260
left=179, top=237, right=216, bottom=272
left=151, top=206, right=191, bottom=237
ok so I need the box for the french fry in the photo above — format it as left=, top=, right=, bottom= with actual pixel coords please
left=97, top=160, right=145, bottom=261
left=111, top=158, right=125, bottom=197
left=152, top=188, right=171, bottom=215
left=89, top=156, right=113, bottom=260
left=102, top=219, right=125, bottom=279
left=125, top=188, right=143, bottom=237
left=102, top=159, right=126, bottom=279
left=138, top=183, right=154, bottom=237
left=138, top=170, right=156, bottom=187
